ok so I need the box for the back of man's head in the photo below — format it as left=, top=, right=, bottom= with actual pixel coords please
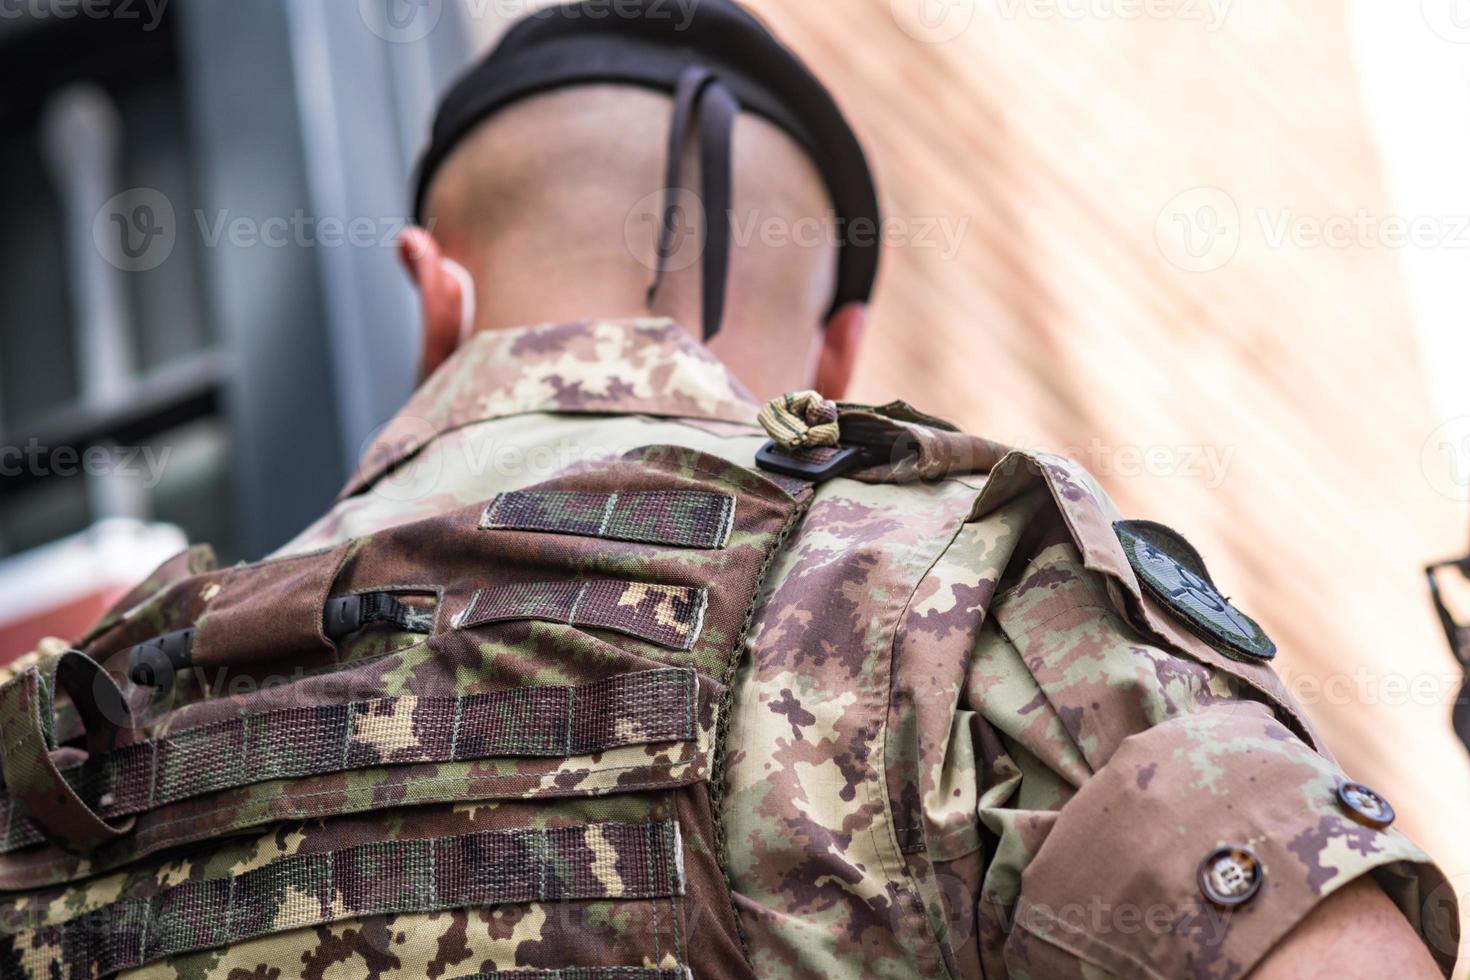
left=400, top=0, right=879, bottom=399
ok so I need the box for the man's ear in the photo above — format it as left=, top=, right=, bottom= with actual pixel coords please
left=811, top=302, right=869, bottom=400
left=398, top=227, right=473, bottom=381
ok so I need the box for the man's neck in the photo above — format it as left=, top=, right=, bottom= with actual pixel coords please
left=457, top=233, right=826, bottom=400
left=466, top=237, right=701, bottom=337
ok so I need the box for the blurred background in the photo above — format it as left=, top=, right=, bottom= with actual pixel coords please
left=1, top=0, right=1469, bottom=961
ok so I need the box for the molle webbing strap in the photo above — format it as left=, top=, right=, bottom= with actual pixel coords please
left=0, top=669, right=696, bottom=856
left=0, top=652, right=133, bottom=853
left=482, top=489, right=736, bottom=550
left=0, top=821, right=683, bottom=979
left=458, top=582, right=708, bottom=652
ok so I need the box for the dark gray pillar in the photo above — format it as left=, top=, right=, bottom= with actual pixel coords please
left=175, top=0, right=346, bottom=558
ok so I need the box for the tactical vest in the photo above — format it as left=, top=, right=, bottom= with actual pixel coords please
left=0, top=403, right=1004, bottom=979
left=2, top=387, right=1411, bottom=980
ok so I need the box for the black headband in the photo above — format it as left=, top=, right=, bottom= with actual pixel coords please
left=412, top=0, right=881, bottom=342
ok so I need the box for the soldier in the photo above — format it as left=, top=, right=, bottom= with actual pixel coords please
left=0, top=1, right=1457, bottom=978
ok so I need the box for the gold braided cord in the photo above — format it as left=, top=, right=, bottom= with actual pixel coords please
left=757, top=391, right=840, bottom=449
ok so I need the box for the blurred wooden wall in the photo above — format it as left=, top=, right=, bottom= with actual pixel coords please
left=741, top=0, right=1470, bottom=930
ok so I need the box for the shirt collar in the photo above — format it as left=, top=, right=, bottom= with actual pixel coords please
left=341, top=318, right=760, bottom=499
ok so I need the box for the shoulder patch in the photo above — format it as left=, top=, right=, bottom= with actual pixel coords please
left=1114, top=520, right=1277, bottom=661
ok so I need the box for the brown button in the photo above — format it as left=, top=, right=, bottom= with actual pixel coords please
left=1198, top=846, right=1263, bottom=907
left=1337, top=782, right=1395, bottom=830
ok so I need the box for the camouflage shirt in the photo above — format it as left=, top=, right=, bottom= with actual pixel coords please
left=0, top=318, right=1455, bottom=979
left=279, top=318, right=1457, bottom=979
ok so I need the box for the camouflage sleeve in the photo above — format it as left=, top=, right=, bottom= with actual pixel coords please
left=949, top=453, right=1460, bottom=979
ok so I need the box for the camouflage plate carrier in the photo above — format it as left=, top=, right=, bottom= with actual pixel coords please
left=0, top=318, right=1456, bottom=979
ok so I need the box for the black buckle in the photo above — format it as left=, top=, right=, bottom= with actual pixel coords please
left=1425, top=557, right=1470, bottom=755
left=127, top=594, right=433, bottom=687
left=127, top=628, right=195, bottom=686
left=755, top=441, right=871, bottom=482
left=324, top=593, right=433, bottom=641
left=323, top=594, right=370, bottom=640
left=1426, top=556, right=1470, bottom=670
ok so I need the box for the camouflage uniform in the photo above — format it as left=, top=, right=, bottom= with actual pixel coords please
left=0, top=319, right=1456, bottom=978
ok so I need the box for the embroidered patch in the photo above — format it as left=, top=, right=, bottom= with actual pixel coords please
left=481, top=490, right=735, bottom=549
left=1115, top=520, right=1276, bottom=661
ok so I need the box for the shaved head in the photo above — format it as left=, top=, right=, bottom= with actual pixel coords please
left=420, top=84, right=842, bottom=392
